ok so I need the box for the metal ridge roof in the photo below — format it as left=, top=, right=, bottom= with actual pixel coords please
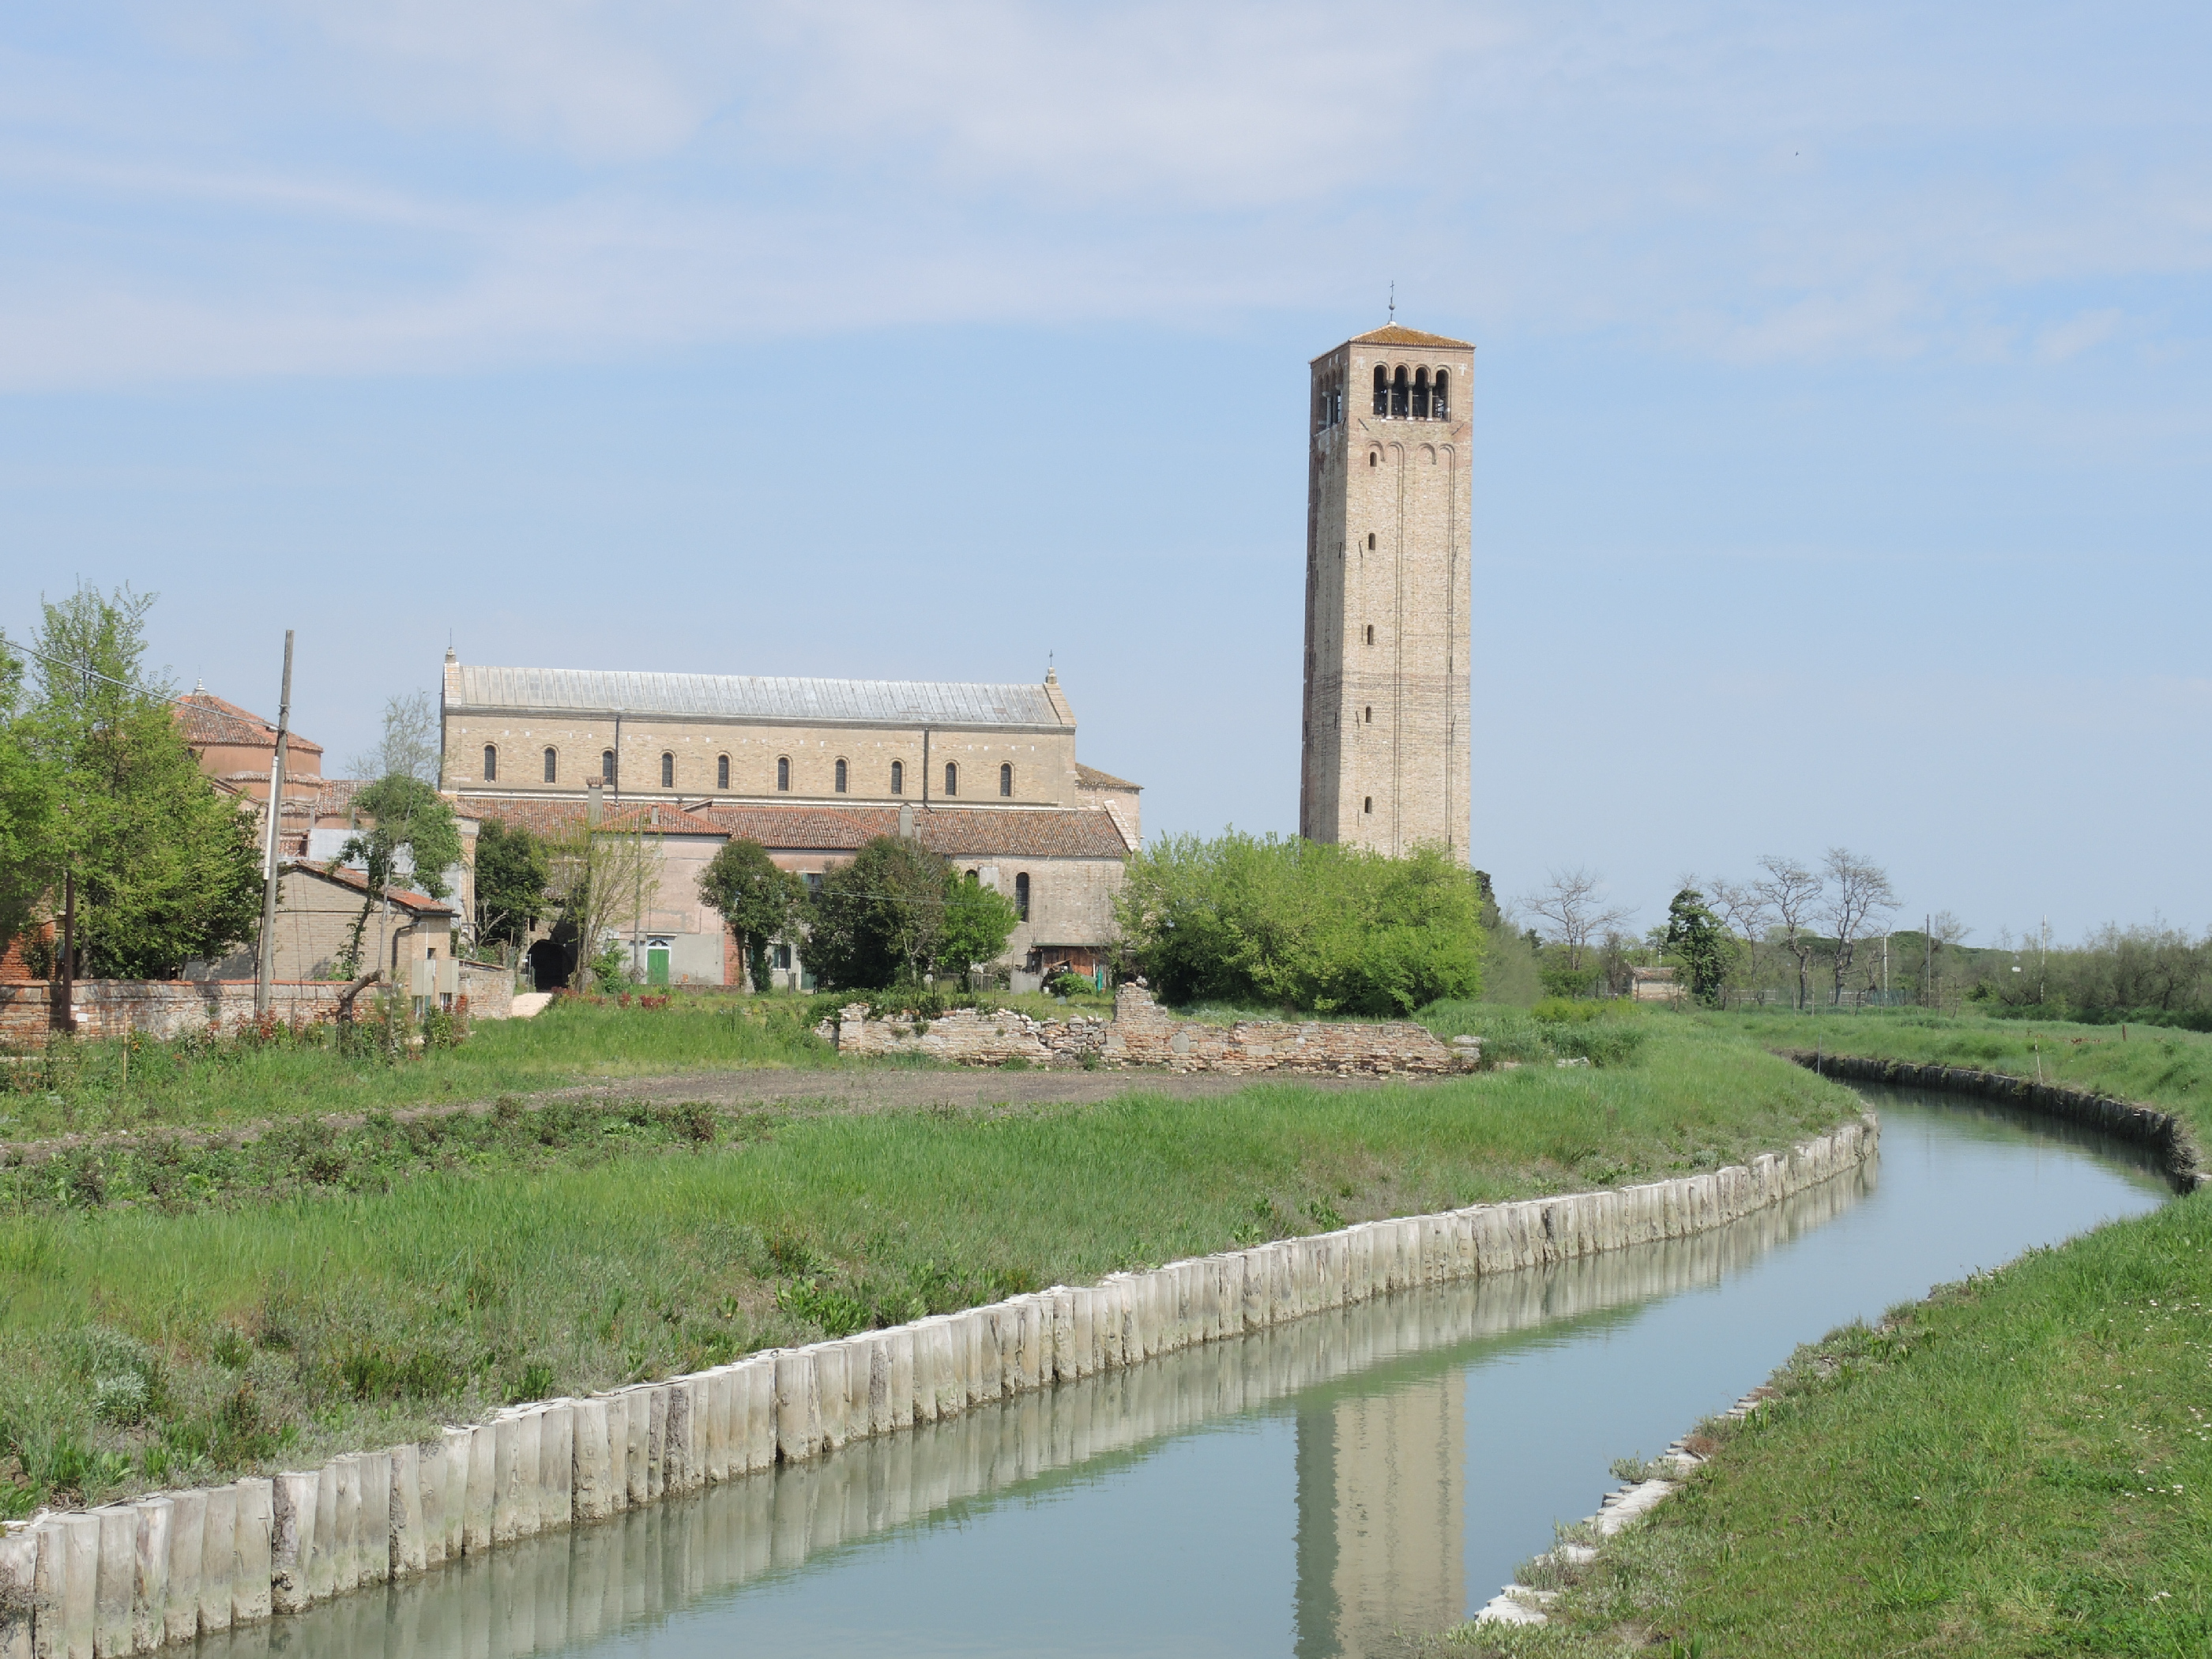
left=447, top=665, right=1066, bottom=728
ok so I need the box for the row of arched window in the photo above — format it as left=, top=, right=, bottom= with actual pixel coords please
left=1372, top=364, right=1450, bottom=420
left=481, top=745, right=1018, bottom=799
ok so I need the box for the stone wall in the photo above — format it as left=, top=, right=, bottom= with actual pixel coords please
left=0, top=970, right=512, bottom=1049
left=0, top=1113, right=1879, bottom=1657
left=822, top=982, right=1484, bottom=1076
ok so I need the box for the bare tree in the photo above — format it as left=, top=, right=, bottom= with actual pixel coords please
left=1752, top=855, right=1823, bottom=1010
left=1708, top=877, right=1774, bottom=1000
left=1519, top=867, right=1635, bottom=971
left=1822, top=848, right=1898, bottom=1006
left=348, top=690, right=441, bottom=785
left=545, top=808, right=660, bottom=990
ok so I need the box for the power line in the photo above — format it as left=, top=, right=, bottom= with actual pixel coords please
left=0, top=629, right=284, bottom=742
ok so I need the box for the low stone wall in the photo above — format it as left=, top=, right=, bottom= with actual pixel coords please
left=824, top=982, right=1483, bottom=1076
left=0, top=1112, right=1877, bottom=1657
left=1789, top=1050, right=2206, bottom=1189
left=0, top=981, right=351, bottom=1050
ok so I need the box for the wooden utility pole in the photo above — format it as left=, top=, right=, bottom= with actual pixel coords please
left=254, top=631, right=295, bottom=1018
left=57, top=869, right=74, bottom=1035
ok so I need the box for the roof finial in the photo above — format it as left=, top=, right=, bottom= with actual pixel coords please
left=1388, top=280, right=1395, bottom=323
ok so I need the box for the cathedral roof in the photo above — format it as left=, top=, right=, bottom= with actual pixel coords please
left=1074, top=762, right=1142, bottom=792
left=445, top=664, right=1069, bottom=729
left=1341, top=323, right=1474, bottom=352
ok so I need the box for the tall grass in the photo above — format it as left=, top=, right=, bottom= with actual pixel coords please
left=0, top=1023, right=1855, bottom=1515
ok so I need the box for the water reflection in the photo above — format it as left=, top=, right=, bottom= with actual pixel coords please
left=204, top=1163, right=1875, bottom=1659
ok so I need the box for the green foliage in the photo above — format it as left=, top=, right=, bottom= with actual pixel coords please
left=22, top=585, right=261, bottom=978
left=1116, top=831, right=1484, bottom=1014
left=0, top=643, right=56, bottom=957
left=341, top=775, right=461, bottom=903
left=803, top=836, right=1014, bottom=990
left=1664, top=888, right=1732, bottom=1006
left=1420, top=999, right=1650, bottom=1066
left=474, top=819, right=551, bottom=951
left=696, top=837, right=804, bottom=993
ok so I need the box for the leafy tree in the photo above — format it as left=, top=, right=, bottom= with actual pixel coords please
left=335, top=775, right=462, bottom=977
left=1115, top=832, right=1484, bottom=1014
left=0, top=644, right=56, bottom=957
left=804, top=835, right=961, bottom=990
left=1663, top=887, right=1732, bottom=1006
left=697, top=837, right=805, bottom=992
left=23, top=585, right=261, bottom=978
left=940, top=870, right=1020, bottom=980
left=474, top=818, right=551, bottom=954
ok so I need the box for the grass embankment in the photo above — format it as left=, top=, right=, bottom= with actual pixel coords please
left=0, top=995, right=843, bottom=1141
left=0, top=1020, right=1852, bottom=1518
left=1434, top=1010, right=2212, bottom=1657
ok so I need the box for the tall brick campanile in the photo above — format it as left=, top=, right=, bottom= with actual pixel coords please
left=1300, top=325, right=1475, bottom=861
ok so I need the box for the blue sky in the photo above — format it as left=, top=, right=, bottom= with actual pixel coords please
left=2, top=2, right=2207, bottom=942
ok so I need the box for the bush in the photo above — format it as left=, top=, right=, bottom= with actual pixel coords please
left=1116, top=832, right=1484, bottom=1014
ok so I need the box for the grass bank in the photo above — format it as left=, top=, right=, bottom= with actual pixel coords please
left=0, top=994, right=842, bottom=1141
left=1437, top=1191, right=2212, bottom=1657
left=0, top=1021, right=1853, bottom=1518
left=1428, top=1009, right=2212, bottom=1657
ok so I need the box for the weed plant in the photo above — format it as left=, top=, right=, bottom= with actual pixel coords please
left=0, top=1023, right=1854, bottom=1515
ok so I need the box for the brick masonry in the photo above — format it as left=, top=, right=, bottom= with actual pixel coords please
left=821, top=983, right=1483, bottom=1076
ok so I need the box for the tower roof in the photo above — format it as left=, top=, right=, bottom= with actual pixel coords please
left=1329, top=323, right=1474, bottom=356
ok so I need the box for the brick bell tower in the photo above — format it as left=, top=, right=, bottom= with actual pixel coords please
left=1299, top=323, right=1475, bottom=861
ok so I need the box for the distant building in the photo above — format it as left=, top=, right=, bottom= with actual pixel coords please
left=441, top=654, right=1141, bottom=987
left=1628, top=965, right=1680, bottom=1003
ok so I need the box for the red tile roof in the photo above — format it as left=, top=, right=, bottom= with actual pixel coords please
left=176, top=691, right=326, bottom=766
left=293, top=861, right=453, bottom=916
left=1346, top=323, right=1473, bottom=350
left=461, top=796, right=1131, bottom=858
left=1075, top=762, right=1142, bottom=793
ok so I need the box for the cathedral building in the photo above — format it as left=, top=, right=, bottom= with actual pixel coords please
left=439, top=654, right=1139, bottom=988
left=1300, top=324, right=1474, bottom=863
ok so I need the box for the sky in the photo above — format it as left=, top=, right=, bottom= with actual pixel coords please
left=2, top=2, right=2207, bottom=944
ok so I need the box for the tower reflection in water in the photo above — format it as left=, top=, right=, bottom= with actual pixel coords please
left=192, top=1164, right=1872, bottom=1659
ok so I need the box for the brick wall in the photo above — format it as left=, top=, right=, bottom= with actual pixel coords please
left=822, top=983, right=1480, bottom=1076
left=0, top=980, right=354, bottom=1048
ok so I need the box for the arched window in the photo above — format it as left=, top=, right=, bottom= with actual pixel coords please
left=1412, top=367, right=1430, bottom=419
left=834, top=758, right=848, bottom=794
left=1372, top=364, right=1388, bottom=416
left=1331, top=383, right=1343, bottom=425
left=999, top=762, right=1013, bottom=797
left=1367, top=451, right=1378, bottom=468
left=1432, top=369, right=1450, bottom=422
left=717, top=754, right=729, bottom=791
left=543, top=747, right=557, bottom=784
left=1364, top=796, right=1373, bottom=814
left=482, top=744, right=497, bottom=781
left=1014, top=871, right=1030, bottom=921
left=660, top=751, right=675, bottom=788
left=777, top=756, right=791, bottom=792
left=1367, top=532, right=1376, bottom=549
left=890, top=760, right=904, bottom=796
left=1364, top=705, right=1372, bottom=723
left=1390, top=365, right=1409, bottom=418
left=1364, top=624, right=1374, bottom=645
left=944, top=762, right=958, bottom=796
left=600, top=750, right=615, bottom=784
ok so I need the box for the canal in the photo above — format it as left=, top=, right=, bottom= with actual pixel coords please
left=202, top=1082, right=2172, bottom=1658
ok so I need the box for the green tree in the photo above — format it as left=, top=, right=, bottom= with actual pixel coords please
left=335, top=775, right=463, bottom=976
left=1115, top=832, right=1484, bottom=1014
left=940, top=870, right=1021, bottom=981
left=23, top=585, right=261, bottom=978
left=474, top=818, right=551, bottom=954
left=0, top=644, right=57, bottom=957
left=803, top=835, right=1010, bottom=991
left=696, top=837, right=804, bottom=993
left=1663, top=886, right=1732, bottom=1006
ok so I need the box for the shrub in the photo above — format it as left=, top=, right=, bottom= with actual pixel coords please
left=1116, top=832, right=1484, bottom=1014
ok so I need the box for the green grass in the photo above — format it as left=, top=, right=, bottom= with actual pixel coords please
left=0, top=1021, right=1855, bottom=1516
left=0, top=995, right=842, bottom=1141
left=1423, top=1008, right=2212, bottom=1657
left=1701, top=1005, right=2212, bottom=1141
left=1433, top=1192, right=2212, bottom=1657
